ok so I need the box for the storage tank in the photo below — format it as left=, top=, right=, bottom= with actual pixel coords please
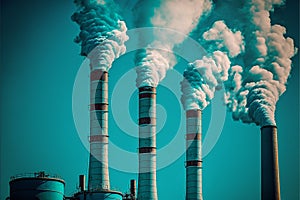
left=9, top=171, right=65, bottom=200
left=73, top=191, right=123, bottom=200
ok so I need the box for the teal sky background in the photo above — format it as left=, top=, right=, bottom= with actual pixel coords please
left=0, top=0, right=299, bottom=199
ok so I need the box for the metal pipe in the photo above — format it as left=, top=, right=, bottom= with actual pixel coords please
left=88, top=68, right=110, bottom=191
left=261, top=125, right=281, bottom=200
left=137, top=86, right=158, bottom=200
left=185, top=109, right=202, bottom=200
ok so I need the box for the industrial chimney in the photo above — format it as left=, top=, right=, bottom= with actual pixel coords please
left=185, top=109, right=202, bottom=200
left=137, top=86, right=158, bottom=200
left=79, top=175, right=85, bottom=192
left=89, top=66, right=110, bottom=191
left=261, top=125, right=281, bottom=200
left=130, top=179, right=136, bottom=199
left=123, top=179, right=137, bottom=200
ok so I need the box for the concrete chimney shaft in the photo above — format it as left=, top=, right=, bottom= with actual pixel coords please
left=261, top=125, right=281, bottom=200
left=137, top=86, right=158, bottom=200
left=88, top=68, right=110, bottom=191
left=186, top=109, right=202, bottom=200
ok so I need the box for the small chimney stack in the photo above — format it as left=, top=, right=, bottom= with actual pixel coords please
left=130, top=179, right=136, bottom=199
left=79, top=175, right=85, bottom=192
left=261, top=125, right=281, bottom=200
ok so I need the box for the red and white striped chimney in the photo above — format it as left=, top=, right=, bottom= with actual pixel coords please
left=137, top=86, right=158, bottom=200
left=88, top=66, right=110, bottom=191
left=261, top=125, right=281, bottom=200
left=185, top=109, right=202, bottom=200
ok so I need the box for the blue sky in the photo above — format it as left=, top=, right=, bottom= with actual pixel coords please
left=0, top=0, right=299, bottom=199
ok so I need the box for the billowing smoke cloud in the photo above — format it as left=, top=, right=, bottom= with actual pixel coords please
left=71, top=0, right=128, bottom=71
left=203, top=21, right=245, bottom=58
left=135, top=0, right=213, bottom=87
left=181, top=20, right=245, bottom=111
left=224, top=0, right=297, bottom=127
left=224, top=65, right=252, bottom=123
left=181, top=51, right=231, bottom=110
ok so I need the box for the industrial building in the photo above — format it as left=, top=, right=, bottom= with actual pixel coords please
left=5, top=22, right=281, bottom=200
left=5, top=59, right=281, bottom=200
left=5, top=66, right=281, bottom=199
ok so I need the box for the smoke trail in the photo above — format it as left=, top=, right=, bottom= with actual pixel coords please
left=181, top=20, right=245, bottom=111
left=224, top=0, right=297, bottom=126
left=224, top=65, right=252, bottom=123
left=71, top=0, right=128, bottom=71
left=181, top=51, right=231, bottom=110
left=134, top=0, right=212, bottom=87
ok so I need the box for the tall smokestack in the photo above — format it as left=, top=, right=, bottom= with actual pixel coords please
left=185, top=109, right=202, bottom=200
left=261, top=125, right=281, bottom=200
left=137, top=86, right=158, bottom=200
left=88, top=67, right=110, bottom=191
left=72, top=0, right=128, bottom=195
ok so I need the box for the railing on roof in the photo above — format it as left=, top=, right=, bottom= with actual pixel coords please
left=10, top=171, right=63, bottom=181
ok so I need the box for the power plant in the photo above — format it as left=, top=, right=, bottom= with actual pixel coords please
left=4, top=42, right=284, bottom=200
left=5, top=26, right=284, bottom=200
left=6, top=0, right=298, bottom=199
left=5, top=21, right=285, bottom=200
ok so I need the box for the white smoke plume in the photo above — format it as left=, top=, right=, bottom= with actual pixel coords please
left=203, top=21, right=245, bottom=58
left=181, top=51, right=231, bottom=110
left=224, top=0, right=297, bottom=127
left=135, top=0, right=213, bottom=88
left=71, top=0, right=129, bottom=71
left=181, top=20, right=245, bottom=111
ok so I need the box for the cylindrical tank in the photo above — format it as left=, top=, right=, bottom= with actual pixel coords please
left=73, top=191, right=123, bottom=200
left=185, top=109, right=202, bottom=200
left=9, top=172, right=65, bottom=200
left=137, top=86, right=158, bottom=200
